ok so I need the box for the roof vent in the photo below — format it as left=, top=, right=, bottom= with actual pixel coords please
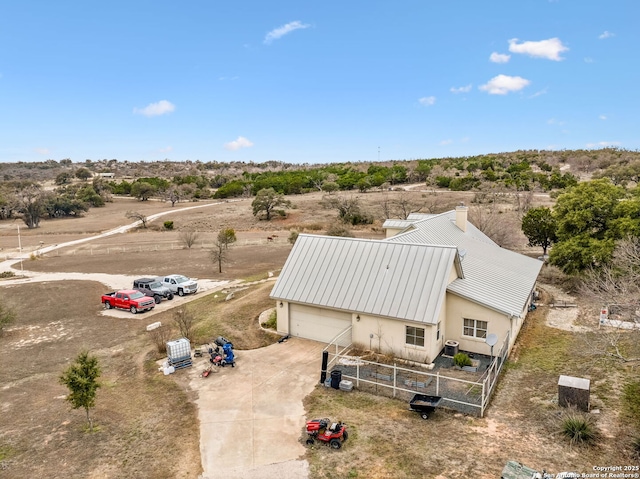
left=458, top=249, right=467, bottom=260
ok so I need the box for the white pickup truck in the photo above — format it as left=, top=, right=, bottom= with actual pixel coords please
left=159, top=274, right=198, bottom=296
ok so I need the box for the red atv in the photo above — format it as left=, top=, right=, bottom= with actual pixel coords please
left=305, top=418, right=348, bottom=449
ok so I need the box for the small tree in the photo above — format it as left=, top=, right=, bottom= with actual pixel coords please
left=217, top=228, right=237, bottom=249
left=59, top=350, right=101, bottom=431
left=521, top=206, right=557, bottom=256
left=75, top=167, right=92, bottom=181
left=130, top=181, right=156, bottom=201
left=252, top=188, right=292, bottom=220
left=55, top=171, right=74, bottom=185
left=180, top=230, right=199, bottom=249
left=210, top=237, right=228, bottom=273
left=173, top=308, right=195, bottom=342
left=125, top=210, right=148, bottom=228
left=288, top=230, right=299, bottom=244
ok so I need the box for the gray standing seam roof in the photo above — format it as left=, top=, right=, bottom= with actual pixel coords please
left=270, top=235, right=459, bottom=324
left=387, top=211, right=542, bottom=316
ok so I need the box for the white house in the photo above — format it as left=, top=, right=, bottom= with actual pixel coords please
left=270, top=206, right=542, bottom=363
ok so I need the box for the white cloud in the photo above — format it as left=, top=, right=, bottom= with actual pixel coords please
left=264, top=21, right=310, bottom=44
left=508, top=37, right=568, bottom=61
left=599, top=31, right=614, bottom=39
left=35, top=147, right=50, bottom=155
left=418, top=96, right=436, bottom=106
left=586, top=141, right=620, bottom=148
left=479, top=74, right=530, bottom=95
left=133, top=100, right=175, bottom=117
left=528, top=88, right=548, bottom=98
left=584, top=57, right=594, bottom=63
left=547, top=118, right=565, bottom=126
left=440, top=139, right=453, bottom=146
left=450, top=84, right=472, bottom=94
left=489, top=52, right=510, bottom=63
left=224, top=136, right=254, bottom=151
left=599, top=115, right=607, bottom=120
left=158, top=146, right=173, bottom=153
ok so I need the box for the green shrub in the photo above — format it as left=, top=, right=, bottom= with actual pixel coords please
left=262, top=310, right=277, bottom=329
left=327, top=224, right=354, bottom=237
left=560, top=411, right=597, bottom=445
left=453, top=352, right=472, bottom=367
left=288, top=231, right=299, bottom=245
left=0, top=271, right=15, bottom=279
left=163, top=221, right=174, bottom=230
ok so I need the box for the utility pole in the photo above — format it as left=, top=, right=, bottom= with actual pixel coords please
left=17, top=225, right=23, bottom=272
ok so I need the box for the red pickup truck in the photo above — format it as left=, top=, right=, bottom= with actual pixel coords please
left=102, top=289, right=156, bottom=314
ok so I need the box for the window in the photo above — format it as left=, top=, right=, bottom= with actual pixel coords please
left=436, top=322, right=441, bottom=341
left=463, top=318, right=488, bottom=339
left=406, top=326, right=425, bottom=347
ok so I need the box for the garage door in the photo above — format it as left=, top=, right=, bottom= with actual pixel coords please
left=289, top=304, right=352, bottom=346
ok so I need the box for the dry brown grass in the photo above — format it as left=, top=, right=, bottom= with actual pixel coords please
left=304, top=295, right=638, bottom=479
left=0, top=187, right=571, bottom=478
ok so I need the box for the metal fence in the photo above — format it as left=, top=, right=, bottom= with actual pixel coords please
left=324, top=330, right=510, bottom=417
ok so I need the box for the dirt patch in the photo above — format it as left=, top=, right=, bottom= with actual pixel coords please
left=0, top=281, right=200, bottom=479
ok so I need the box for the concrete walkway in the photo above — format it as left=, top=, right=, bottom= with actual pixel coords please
left=188, top=338, right=325, bottom=479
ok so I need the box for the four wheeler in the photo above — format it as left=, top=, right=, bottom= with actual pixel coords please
left=305, top=418, right=348, bottom=449
left=208, top=342, right=235, bottom=367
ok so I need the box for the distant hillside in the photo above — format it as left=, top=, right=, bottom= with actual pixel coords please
left=1, top=148, right=639, bottom=191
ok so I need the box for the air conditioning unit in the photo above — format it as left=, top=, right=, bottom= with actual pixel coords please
left=444, top=340, right=459, bottom=357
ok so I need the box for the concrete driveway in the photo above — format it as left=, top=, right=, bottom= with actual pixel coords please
left=188, top=338, right=325, bottom=479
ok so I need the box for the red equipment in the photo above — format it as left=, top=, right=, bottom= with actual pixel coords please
left=305, top=418, right=348, bottom=449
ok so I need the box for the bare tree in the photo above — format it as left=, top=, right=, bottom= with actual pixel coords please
left=173, top=308, right=195, bottom=342
left=180, top=230, right=199, bottom=249
left=468, top=205, right=520, bottom=249
left=148, top=324, right=172, bottom=353
left=579, top=237, right=640, bottom=365
left=394, top=192, right=423, bottom=220
left=580, top=237, right=640, bottom=307
left=210, top=237, right=228, bottom=273
left=379, top=194, right=394, bottom=220
left=125, top=210, right=148, bottom=228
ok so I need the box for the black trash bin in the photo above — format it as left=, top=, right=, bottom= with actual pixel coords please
left=330, top=369, right=342, bottom=389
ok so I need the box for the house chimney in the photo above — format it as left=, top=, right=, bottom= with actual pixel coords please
left=455, top=204, right=468, bottom=232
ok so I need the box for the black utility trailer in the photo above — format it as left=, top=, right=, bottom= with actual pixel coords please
left=409, top=394, right=442, bottom=419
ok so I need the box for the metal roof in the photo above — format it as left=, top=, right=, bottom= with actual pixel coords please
left=387, top=211, right=542, bottom=317
left=381, top=219, right=415, bottom=229
left=270, top=235, right=460, bottom=324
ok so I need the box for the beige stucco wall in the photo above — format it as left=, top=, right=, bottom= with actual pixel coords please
left=385, top=227, right=405, bottom=238
left=445, top=294, right=511, bottom=356
left=275, top=300, right=290, bottom=335
left=351, top=313, right=442, bottom=364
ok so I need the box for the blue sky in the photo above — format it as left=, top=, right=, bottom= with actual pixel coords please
left=0, top=1, right=637, bottom=164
